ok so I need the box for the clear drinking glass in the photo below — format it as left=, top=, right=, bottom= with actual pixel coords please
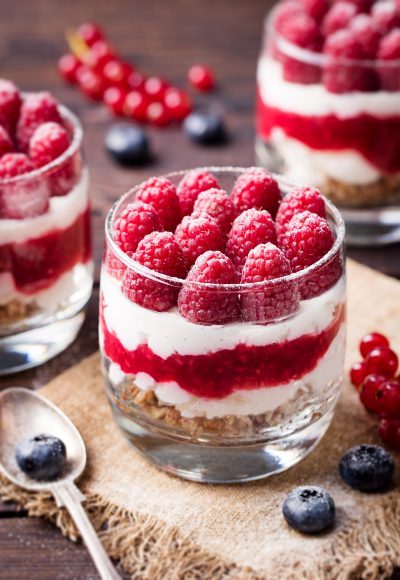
left=99, top=167, right=346, bottom=483
left=0, top=104, right=93, bottom=374
left=256, top=6, right=400, bottom=246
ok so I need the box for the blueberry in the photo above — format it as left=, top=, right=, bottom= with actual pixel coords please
left=105, top=124, right=150, bottom=165
left=282, top=486, right=335, bottom=534
left=16, top=434, right=67, bottom=481
left=184, top=111, right=226, bottom=144
left=339, top=444, right=395, bottom=492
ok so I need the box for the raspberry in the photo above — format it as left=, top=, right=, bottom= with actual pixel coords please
left=343, top=0, right=372, bottom=10
left=178, top=251, right=240, bottom=325
left=122, top=232, right=186, bottom=312
left=379, top=417, right=400, bottom=450
left=241, top=243, right=300, bottom=323
left=104, top=247, right=126, bottom=281
left=300, top=0, right=330, bottom=22
left=0, top=79, right=21, bottom=133
left=322, top=2, right=358, bottom=36
left=113, top=202, right=163, bottom=255
left=0, top=153, right=50, bottom=219
left=135, top=176, right=180, bottom=231
left=0, top=125, right=14, bottom=158
left=378, top=30, right=400, bottom=91
left=323, top=29, right=377, bottom=92
left=275, top=186, right=326, bottom=242
left=16, top=92, right=63, bottom=152
left=177, top=169, right=219, bottom=216
left=226, top=209, right=277, bottom=274
left=372, top=1, right=400, bottom=34
left=360, top=332, right=390, bottom=358
left=275, top=1, right=303, bottom=32
left=350, top=15, right=382, bottom=59
left=175, top=214, right=224, bottom=267
left=231, top=168, right=281, bottom=219
left=192, top=188, right=236, bottom=236
left=281, top=211, right=341, bottom=298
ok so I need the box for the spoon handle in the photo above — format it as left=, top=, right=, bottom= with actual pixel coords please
left=52, top=482, right=120, bottom=580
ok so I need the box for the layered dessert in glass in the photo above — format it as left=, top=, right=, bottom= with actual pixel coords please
left=0, top=80, right=93, bottom=374
left=256, top=0, right=400, bottom=242
left=100, top=167, right=345, bottom=482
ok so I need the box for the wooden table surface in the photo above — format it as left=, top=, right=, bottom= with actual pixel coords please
left=1, top=0, right=399, bottom=577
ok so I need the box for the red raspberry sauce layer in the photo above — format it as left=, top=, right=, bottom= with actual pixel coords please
left=0, top=207, right=91, bottom=294
left=101, top=301, right=345, bottom=399
left=257, top=92, right=400, bottom=174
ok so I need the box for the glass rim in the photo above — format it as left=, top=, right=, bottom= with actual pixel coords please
left=0, top=101, right=83, bottom=185
left=104, top=166, right=345, bottom=291
left=265, top=6, right=400, bottom=69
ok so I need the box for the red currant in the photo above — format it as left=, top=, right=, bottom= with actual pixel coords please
left=58, top=54, right=81, bottom=83
left=144, top=76, right=169, bottom=101
left=77, top=23, right=104, bottom=47
left=379, top=417, right=400, bottom=450
left=365, top=347, right=398, bottom=378
left=146, top=102, right=170, bottom=126
left=359, top=374, right=386, bottom=412
left=164, top=88, right=192, bottom=121
left=86, top=40, right=114, bottom=72
left=188, top=64, right=215, bottom=91
left=77, top=67, right=107, bottom=100
left=374, top=380, right=400, bottom=417
left=350, top=361, right=367, bottom=387
left=103, top=86, right=127, bottom=116
left=128, top=71, right=145, bottom=91
left=103, top=59, right=132, bottom=88
left=360, top=332, right=390, bottom=358
left=124, top=90, right=148, bottom=122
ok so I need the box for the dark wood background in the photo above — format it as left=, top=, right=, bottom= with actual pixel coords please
left=0, top=0, right=399, bottom=577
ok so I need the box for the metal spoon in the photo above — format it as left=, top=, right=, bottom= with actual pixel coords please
left=0, top=387, right=120, bottom=580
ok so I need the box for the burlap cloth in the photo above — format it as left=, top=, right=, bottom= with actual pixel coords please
left=1, top=259, right=400, bottom=580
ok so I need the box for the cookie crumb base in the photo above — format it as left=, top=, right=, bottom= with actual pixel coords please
left=323, top=174, right=400, bottom=208
left=0, top=299, right=38, bottom=326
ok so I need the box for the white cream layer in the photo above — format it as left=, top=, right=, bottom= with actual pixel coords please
left=257, top=57, right=400, bottom=119
left=108, top=325, right=345, bottom=419
left=101, top=271, right=345, bottom=359
left=0, top=168, right=89, bottom=246
left=0, top=263, right=92, bottom=308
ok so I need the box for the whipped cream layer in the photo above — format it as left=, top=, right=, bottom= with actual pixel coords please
left=0, top=168, right=89, bottom=246
left=108, top=325, right=345, bottom=419
left=258, top=57, right=400, bottom=119
left=101, top=271, right=345, bottom=359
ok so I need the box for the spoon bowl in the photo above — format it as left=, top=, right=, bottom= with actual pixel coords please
left=0, top=387, right=86, bottom=491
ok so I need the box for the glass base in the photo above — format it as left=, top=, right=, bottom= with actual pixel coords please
left=109, top=397, right=334, bottom=483
left=255, top=138, right=400, bottom=247
left=0, top=309, right=86, bottom=375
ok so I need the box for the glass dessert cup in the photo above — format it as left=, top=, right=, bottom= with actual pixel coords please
left=100, top=168, right=346, bottom=483
left=0, top=105, right=93, bottom=374
left=256, top=7, right=400, bottom=246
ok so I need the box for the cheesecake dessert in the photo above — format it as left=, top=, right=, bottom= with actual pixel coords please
left=257, top=0, right=400, bottom=208
left=0, top=81, right=92, bottom=334
left=100, top=168, right=346, bottom=442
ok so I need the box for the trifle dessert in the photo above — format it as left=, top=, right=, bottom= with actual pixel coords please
left=100, top=167, right=346, bottom=482
left=256, top=0, right=400, bottom=210
left=0, top=80, right=92, bottom=374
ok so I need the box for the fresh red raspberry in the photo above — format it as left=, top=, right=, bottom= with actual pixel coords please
left=350, top=15, right=382, bottom=58
left=192, top=188, right=237, bottom=236
left=322, top=2, right=358, bottom=36
left=359, top=374, right=386, bottom=411
left=0, top=125, right=14, bottom=158
left=231, top=168, right=281, bottom=219
left=364, top=346, right=398, bottom=378
left=16, top=92, right=63, bottom=152
left=226, top=208, right=277, bottom=274
left=175, top=214, right=224, bottom=267
left=343, top=0, right=372, bottom=11
left=0, top=153, right=50, bottom=219
left=350, top=361, right=368, bottom=388
left=178, top=251, right=240, bottom=325
left=177, top=169, right=220, bottom=216
left=122, top=231, right=186, bottom=312
left=275, top=1, right=303, bottom=32
left=275, top=186, right=326, bottom=242
left=378, top=29, right=400, bottom=91
left=240, top=242, right=300, bottom=323
left=281, top=211, right=341, bottom=298
left=372, top=1, right=400, bottom=34
left=300, top=0, right=330, bottom=22
left=113, top=202, right=163, bottom=255
left=0, top=79, right=21, bottom=133
left=373, top=379, right=400, bottom=417
left=323, top=29, right=377, bottom=92
left=379, top=417, right=400, bottom=450
left=104, top=247, right=127, bottom=281
left=135, top=176, right=181, bottom=231
left=360, top=332, right=390, bottom=358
